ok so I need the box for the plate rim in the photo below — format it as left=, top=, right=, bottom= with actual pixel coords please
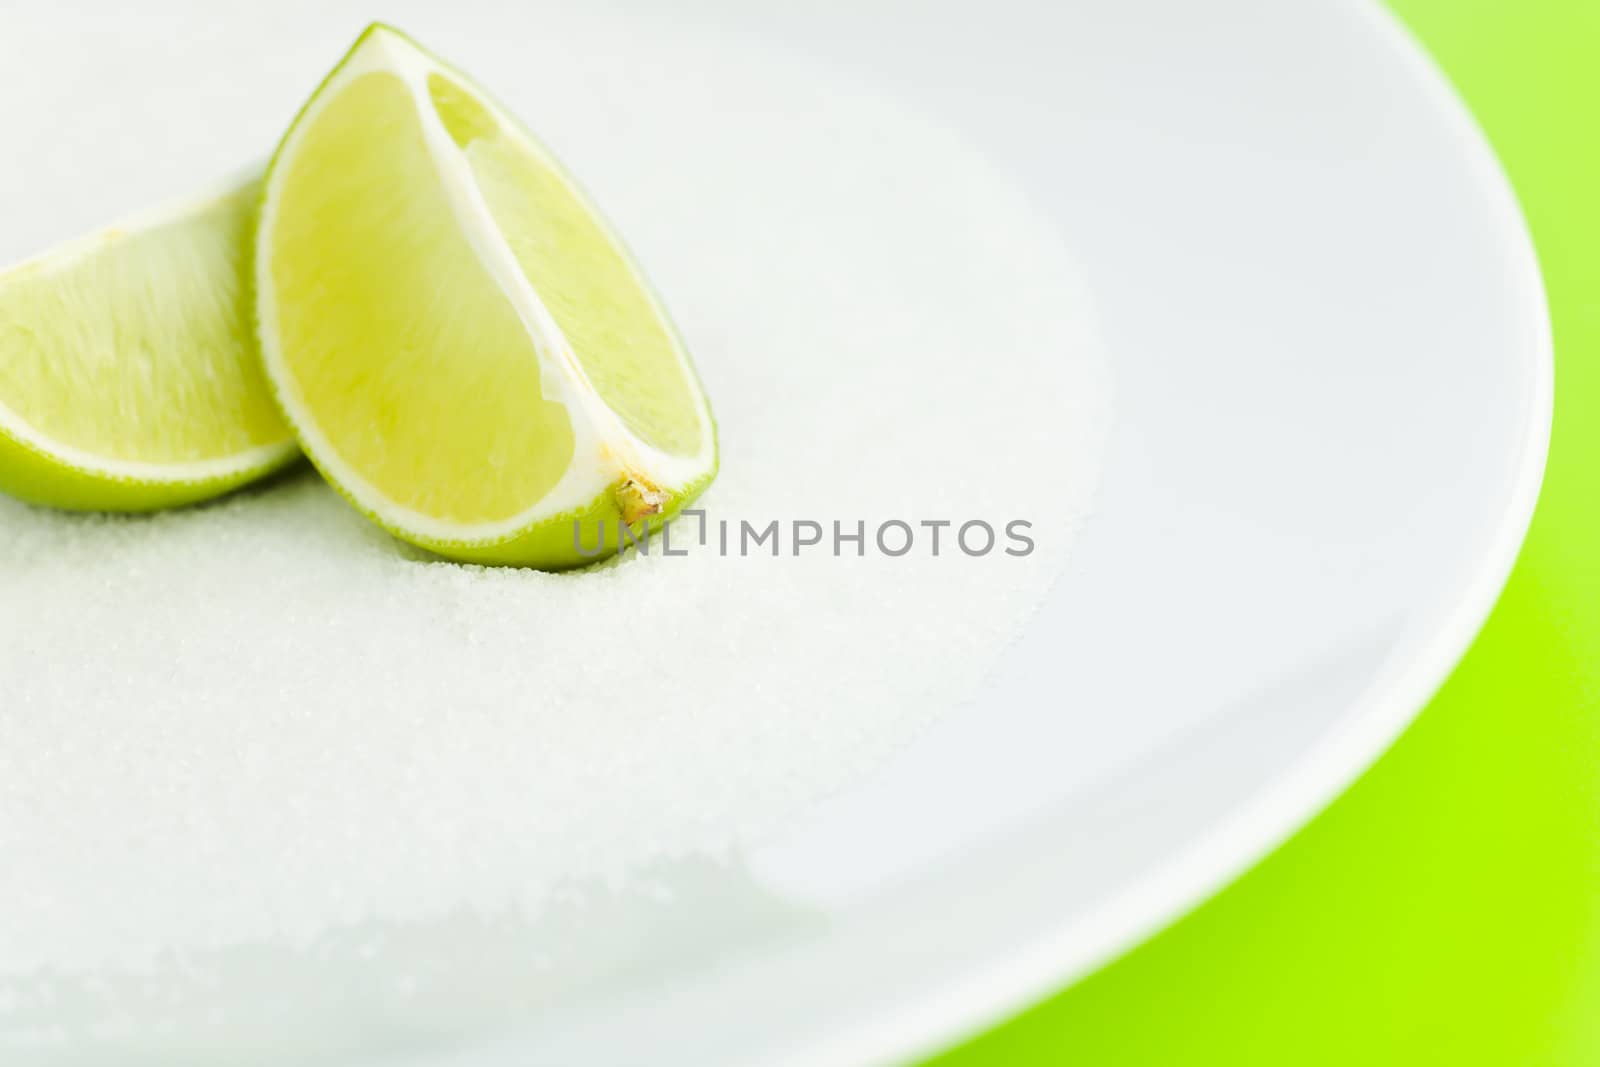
left=809, top=1, right=1555, bottom=1063
left=424, top=3, right=1554, bottom=1064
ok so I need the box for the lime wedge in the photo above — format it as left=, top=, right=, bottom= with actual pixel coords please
left=0, top=179, right=298, bottom=511
left=256, top=25, right=718, bottom=568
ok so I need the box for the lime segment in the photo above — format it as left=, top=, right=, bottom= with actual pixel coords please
left=256, top=25, right=717, bottom=566
left=0, top=180, right=297, bottom=511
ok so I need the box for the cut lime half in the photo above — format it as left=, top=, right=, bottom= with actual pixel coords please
left=255, top=25, right=718, bottom=568
left=0, top=178, right=298, bottom=511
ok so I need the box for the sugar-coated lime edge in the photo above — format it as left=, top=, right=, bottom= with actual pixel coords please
left=0, top=413, right=298, bottom=512
left=0, top=172, right=301, bottom=512
left=253, top=23, right=718, bottom=565
left=0, top=168, right=260, bottom=280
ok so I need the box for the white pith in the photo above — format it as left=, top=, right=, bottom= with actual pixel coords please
left=254, top=28, right=716, bottom=546
left=0, top=173, right=298, bottom=486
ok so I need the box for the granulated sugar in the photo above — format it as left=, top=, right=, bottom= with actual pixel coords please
left=0, top=5, right=1112, bottom=1055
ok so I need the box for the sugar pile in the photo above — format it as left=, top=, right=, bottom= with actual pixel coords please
left=0, top=4, right=1112, bottom=1052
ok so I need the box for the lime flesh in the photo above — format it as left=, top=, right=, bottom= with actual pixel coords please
left=0, top=180, right=298, bottom=511
left=256, top=25, right=717, bottom=568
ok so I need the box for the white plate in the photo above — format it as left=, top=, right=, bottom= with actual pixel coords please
left=0, top=1, right=1551, bottom=1065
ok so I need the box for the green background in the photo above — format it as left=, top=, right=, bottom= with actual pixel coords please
left=930, top=2, right=1600, bottom=1064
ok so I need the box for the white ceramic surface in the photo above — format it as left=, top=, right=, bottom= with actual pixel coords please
left=0, top=1, right=1550, bottom=1065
